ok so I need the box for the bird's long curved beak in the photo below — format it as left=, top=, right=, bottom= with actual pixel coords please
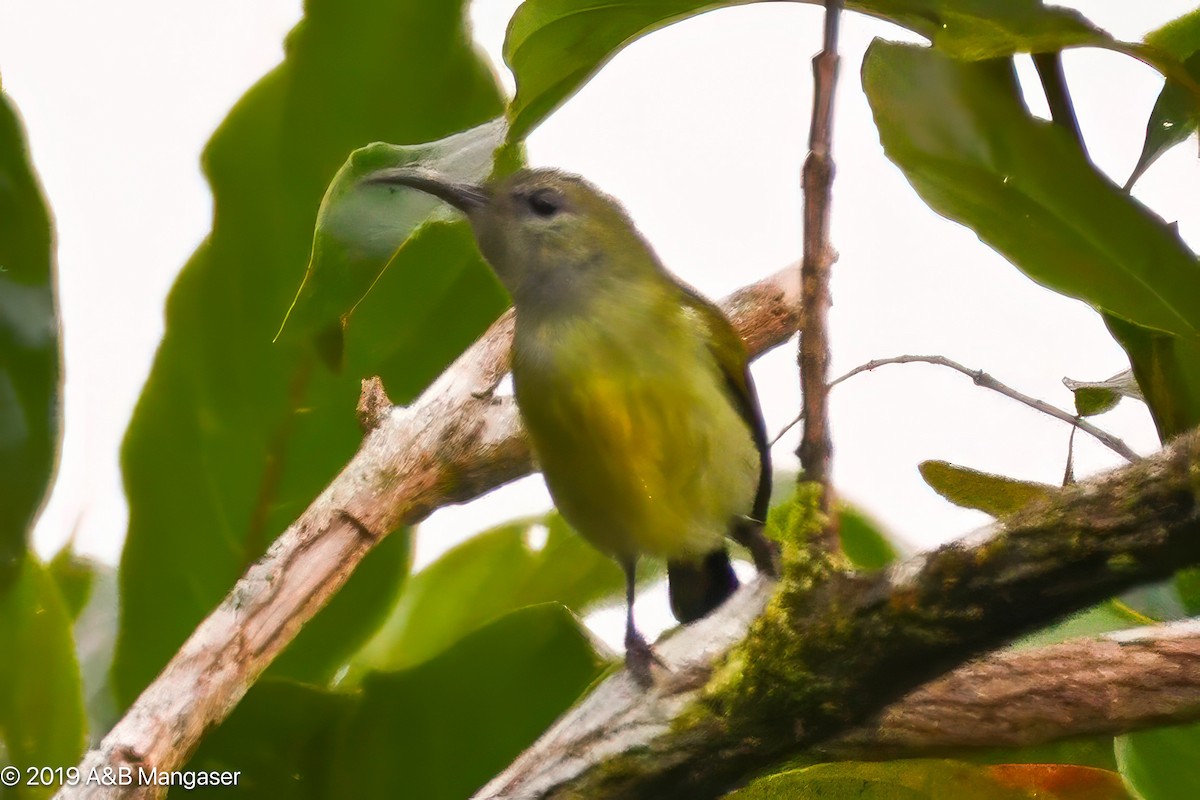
left=364, top=167, right=490, bottom=214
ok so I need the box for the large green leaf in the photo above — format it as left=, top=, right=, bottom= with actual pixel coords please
left=183, top=680, right=353, bottom=799
left=864, top=43, right=1200, bottom=342
left=503, top=0, right=1114, bottom=140
left=351, top=512, right=622, bottom=675
left=1116, top=723, right=1200, bottom=800
left=331, top=604, right=606, bottom=800
left=276, top=118, right=513, bottom=369
left=114, top=0, right=508, bottom=707
left=1127, top=10, right=1200, bottom=189
left=0, top=88, right=59, bottom=589
left=0, top=557, right=84, bottom=797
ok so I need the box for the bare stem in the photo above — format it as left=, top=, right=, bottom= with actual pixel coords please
left=798, top=0, right=843, bottom=542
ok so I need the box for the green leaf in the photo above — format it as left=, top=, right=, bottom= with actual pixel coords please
left=863, top=43, right=1200, bottom=345
left=114, top=0, right=507, bottom=707
left=839, top=505, right=900, bottom=570
left=1017, top=580, right=1195, bottom=650
left=184, top=680, right=354, bottom=799
left=0, top=557, right=84, bottom=794
left=1013, top=600, right=1140, bottom=650
left=727, top=760, right=1034, bottom=799
left=1104, top=315, right=1200, bottom=440
left=0, top=89, right=59, bottom=589
left=1175, top=567, right=1200, bottom=615
left=350, top=512, right=622, bottom=675
left=47, top=546, right=94, bottom=621
left=1062, top=369, right=1142, bottom=417
left=503, top=0, right=1114, bottom=141
left=1127, top=10, right=1200, bottom=188
left=1117, top=722, right=1200, bottom=800
left=71, top=562, right=120, bottom=746
left=1118, top=579, right=1188, bottom=623
left=894, top=1, right=1106, bottom=60
left=276, top=118, right=511, bottom=367
left=919, top=460, right=1054, bottom=517
left=331, top=604, right=607, bottom=800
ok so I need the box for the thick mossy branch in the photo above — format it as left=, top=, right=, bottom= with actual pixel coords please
left=547, top=434, right=1200, bottom=799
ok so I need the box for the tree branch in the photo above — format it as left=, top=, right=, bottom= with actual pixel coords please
left=55, top=267, right=801, bottom=800
left=837, top=618, right=1200, bottom=754
left=797, top=0, right=843, bottom=540
left=473, top=431, right=1200, bottom=799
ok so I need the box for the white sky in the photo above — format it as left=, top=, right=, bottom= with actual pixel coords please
left=2, top=2, right=1197, bottom=645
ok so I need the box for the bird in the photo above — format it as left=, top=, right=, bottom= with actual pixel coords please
left=367, top=166, right=776, bottom=682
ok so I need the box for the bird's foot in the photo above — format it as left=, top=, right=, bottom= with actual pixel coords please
left=624, top=629, right=666, bottom=688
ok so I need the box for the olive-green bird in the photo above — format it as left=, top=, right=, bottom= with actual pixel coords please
left=370, top=167, right=776, bottom=681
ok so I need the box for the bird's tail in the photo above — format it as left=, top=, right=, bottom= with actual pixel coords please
left=667, top=549, right=739, bottom=624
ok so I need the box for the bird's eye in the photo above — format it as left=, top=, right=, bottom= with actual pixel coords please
left=527, top=188, right=563, bottom=218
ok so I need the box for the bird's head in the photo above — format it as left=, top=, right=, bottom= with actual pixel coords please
left=366, top=167, right=658, bottom=313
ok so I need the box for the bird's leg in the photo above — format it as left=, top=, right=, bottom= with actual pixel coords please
left=620, top=556, right=657, bottom=686
left=733, top=517, right=780, bottom=579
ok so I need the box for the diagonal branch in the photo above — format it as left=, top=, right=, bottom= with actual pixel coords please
left=55, top=266, right=801, bottom=800
left=473, top=430, right=1200, bottom=799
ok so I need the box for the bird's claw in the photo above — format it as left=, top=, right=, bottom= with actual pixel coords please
left=625, top=630, right=667, bottom=687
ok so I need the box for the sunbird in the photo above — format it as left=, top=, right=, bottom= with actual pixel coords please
left=369, top=167, right=777, bottom=681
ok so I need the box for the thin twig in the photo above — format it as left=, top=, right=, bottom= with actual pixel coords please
left=772, top=355, right=1138, bottom=463
left=1063, top=422, right=1078, bottom=485
left=798, top=0, right=843, bottom=541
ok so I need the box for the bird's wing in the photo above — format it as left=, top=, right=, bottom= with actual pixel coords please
left=677, top=284, right=772, bottom=523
